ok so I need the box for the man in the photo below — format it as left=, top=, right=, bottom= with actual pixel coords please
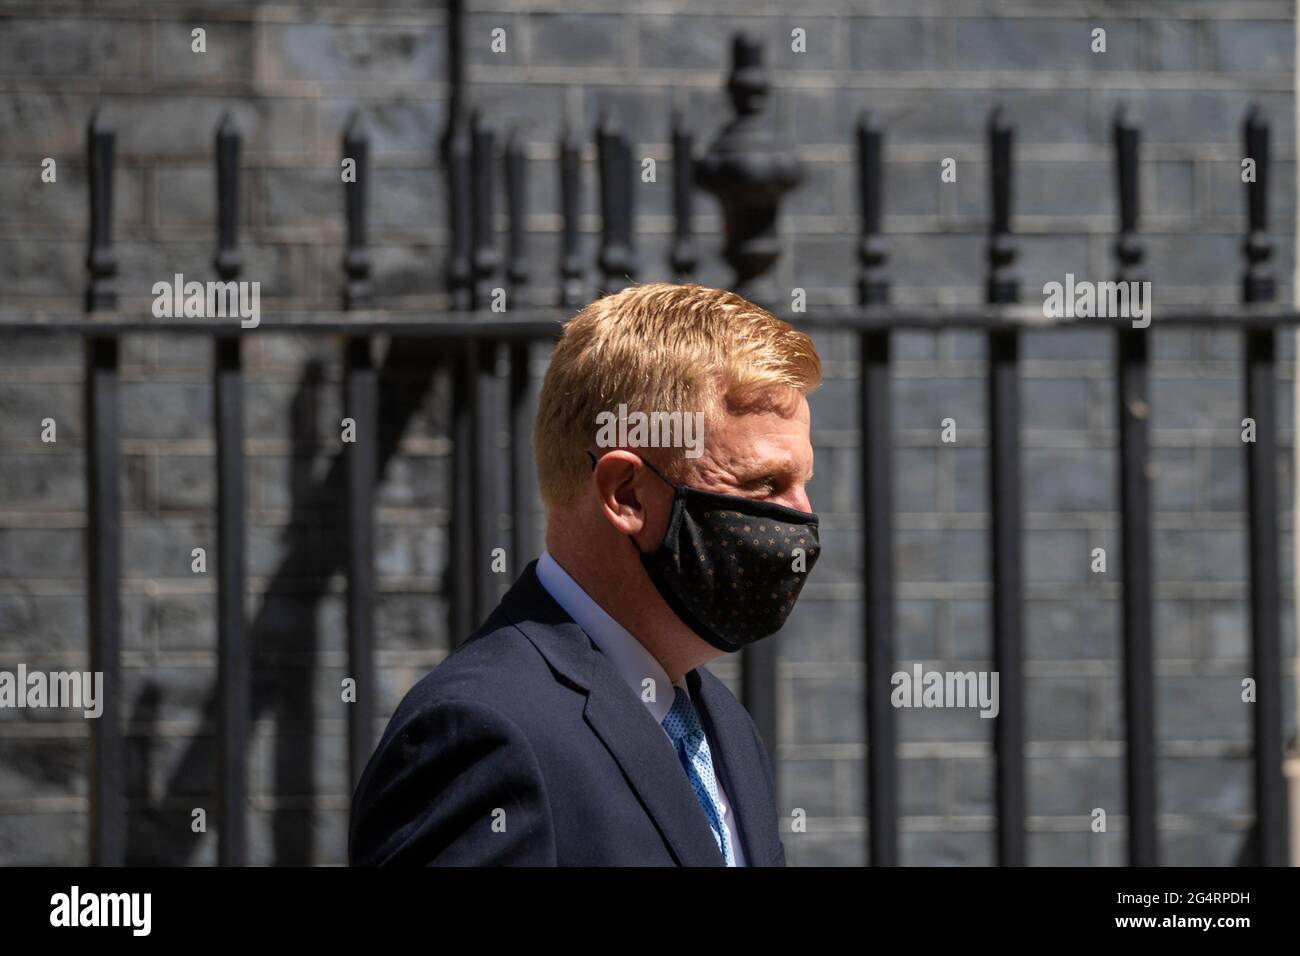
left=349, top=282, right=822, bottom=866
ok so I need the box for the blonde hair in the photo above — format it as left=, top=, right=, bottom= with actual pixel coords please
left=534, top=282, right=822, bottom=510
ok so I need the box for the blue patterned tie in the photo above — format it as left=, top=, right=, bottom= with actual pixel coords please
left=661, top=685, right=734, bottom=865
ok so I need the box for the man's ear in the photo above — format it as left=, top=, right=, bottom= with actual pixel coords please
left=591, top=450, right=653, bottom=537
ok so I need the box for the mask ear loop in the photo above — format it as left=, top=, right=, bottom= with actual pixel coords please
left=585, top=448, right=682, bottom=557
left=585, top=447, right=677, bottom=491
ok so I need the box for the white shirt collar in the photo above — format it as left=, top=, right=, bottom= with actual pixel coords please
left=535, top=549, right=685, bottom=724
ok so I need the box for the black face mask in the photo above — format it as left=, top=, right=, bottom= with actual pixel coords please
left=587, top=450, right=820, bottom=653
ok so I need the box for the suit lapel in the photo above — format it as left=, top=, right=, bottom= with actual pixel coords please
left=503, top=561, right=725, bottom=867
left=688, top=667, right=782, bottom=866
left=582, top=675, right=726, bottom=866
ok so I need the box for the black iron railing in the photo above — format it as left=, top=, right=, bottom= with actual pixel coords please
left=0, top=30, right=1292, bottom=868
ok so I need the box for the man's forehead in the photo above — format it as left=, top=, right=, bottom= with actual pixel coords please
left=701, top=409, right=812, bottom=473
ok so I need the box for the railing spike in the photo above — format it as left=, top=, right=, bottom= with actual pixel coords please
left=214, top=113, right=242, bottom=283
left=85, top=110, right=117, bottom=312
left=470, top=109, right=498, bottom=308
left=342, top=109, right=371, bottom=310
left=986, top=105, right=1017, bottom=304
left=559, top=121, right=583, bottom=307
left=856, top=110, right=887, bottom=306
left=670, top=107, right=696, bottom=282
left=505, top=126, right=529, bottom=301
left=1243, top=106, right=1273, bottom=303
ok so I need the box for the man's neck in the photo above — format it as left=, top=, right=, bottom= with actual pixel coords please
left=544, top=540, right=721, bottom=684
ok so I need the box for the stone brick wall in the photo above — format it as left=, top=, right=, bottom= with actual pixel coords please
left=0, top=0, right=1295, bottom=865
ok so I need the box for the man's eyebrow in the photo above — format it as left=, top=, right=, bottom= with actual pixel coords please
left=735, top=460, right=810, bottom=483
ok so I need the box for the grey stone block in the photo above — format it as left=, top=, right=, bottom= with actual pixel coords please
left=896, top=529, right=987, bottom=583
left=375, top=591, right=450, bottom=654
left=1206, top=600, right=1249, bottom=659
left=1026, top=676, right=1092, bottom=740
left=1028, top=754, right=1122, bottom=817
left=374, top=520, right=448, bottom=580
left=1210, top=20, right=1295, bottom=74
left=247, top=521, right=334, bottom=579
left=1154, top=529, right=1246, bottom=582
left=0, top=17, right=151, bottom=79
left=0, top=737, right=85, bottom=799
left=947, top=599, right=990, bottom=659
left=898, top=447, right=941, bottom=513
left=1204, top=445, right=1244, bottom=512
left=0, top=528, right=84, bottom=579
left=1029, top=831, right=1092, bottom=866
left=900, top=830, right=992, bottom=866
left=1162, top=829, right=1249, bottom=867
left=467, top=12, right=526, bottom=67
left=253, top=732, right=348, bottom=799
left=769, top=15, right=843, bottom=73
left=157, top=165, right=257, bottom=229
left=894, top=331, right=939, bottom=361
left=849, top=17, right=944, bottom=72
left=895, top=692, right=996, bottom=743
left=0, top=334, right=80, bottom=368
left=1022, top=378, right=1093, bottom=432
left=952, top=18, right=1138, bottom=72
left=1144, top=19, right=1198, bottom=72
left=153, top=593, right=217, bottom=653
left=0, top=812, right=85, bottom=865
left=261, top=22, right=446, bottom=85
left=0, top=593, right=89, bottom=654
left=1155, top=598, right=1196, bottom=659
left=259, top=592, right=346, bottom=656
left=1094, top=89, right=1293, bottom=148
left=244, top=380, right=341, bottom=443
left=892, top=374, right=985, bottom=431
left=1156, top=676, right=1251, bottom=741
left=950, top=446, right=989, bottom=514
left=787, top=675, right=861, bottom=746
left=895, top=597, right=941, bottom=662
left=807, top=375, right=856, bottom=430
left=123, top=517, right=213, bottom=578
left=0, top=161, right=145, bottom=227
left=107, top=95, right=312, bottom=158
left=778, top=596, right=860, bottom=665
left=0, top=453, right=87, bottom=512
left=778, top=757, right=838, bottom=818
left=157, top=455, right=216, bottom=511
left=1150, top=376, right=1239, bottom=431
left=358, top=241, right=445, bottom=298
left=155, top=20, right=255, bottom=80
left=1025, top=598, right=1120, bottom=661
left=787, top=161, right=848, bottom=218
left=957, top=162, right=1109, bottom=219
left=0, top=90, right=98, bottom=156
left=1025, top=529, right=1091, bottom=583
left=121, top=381, right=212, bottom=441
left=787, top=831, right=866, bottom=866
left=319, top=97, right=447, bottom=157
left=1149, top=160, right=1196, bottom=218
left=1024, top=447, right=1115, bottom=512
left=121, top=665, right=215, bottom=727
left=0, top=382, right=82, bottom=441
left=532, top=12, right=622, bottom=68
left=1205, top=160, right=1295, bottom=223
left=262, top=167, right=340, bottom=229
left=947, top=755, right=993, bottom=815
left=1152, top=447, right=1196, bottom=512
left=1162, top=756, right=1251, bottom=815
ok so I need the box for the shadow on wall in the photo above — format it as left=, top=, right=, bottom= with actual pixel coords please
left=122, top=339, right=450, bottom=865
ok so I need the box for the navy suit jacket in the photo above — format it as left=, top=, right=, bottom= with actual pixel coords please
left=349, top=559, right=787, bottom=866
